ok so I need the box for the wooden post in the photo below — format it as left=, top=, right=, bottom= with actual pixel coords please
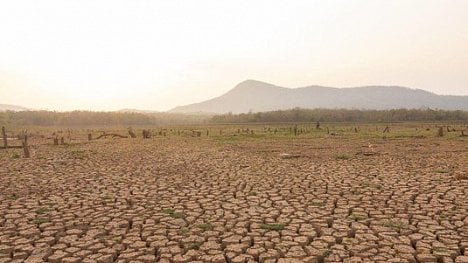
left=54, top=137, right=59, bottom=145
left=294, top=125, right=298, bottom=136
left=22, top=135, right=30, bottom=158
left=60, top=137, right=65, bottom=145
left=88, top=133, right=92, bottom=141
left=2, top=126, right=7, bottom=148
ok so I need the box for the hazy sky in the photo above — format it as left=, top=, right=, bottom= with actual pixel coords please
left=1, top=0, right=467, bottom=111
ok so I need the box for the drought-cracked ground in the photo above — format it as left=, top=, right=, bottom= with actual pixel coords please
left=0, top=128, right=467, bottom=262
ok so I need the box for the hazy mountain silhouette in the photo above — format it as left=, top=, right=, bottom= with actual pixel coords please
left=170, top=80, right=468, bottom=113
left=0, top=104, right=30, bottom=112
left=117, top=108, right=160, bottom=114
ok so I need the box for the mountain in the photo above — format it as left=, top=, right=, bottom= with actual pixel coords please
left=0, top=104, right=30, bottom=112
left=117, top=108, right=160, bottom=114
left=170, top=80, right=468, bottom=114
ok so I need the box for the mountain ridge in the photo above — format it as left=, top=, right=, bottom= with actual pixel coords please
left=0, top=104, right=30, bottom=112
left=170, top=80, right=468, bottom=113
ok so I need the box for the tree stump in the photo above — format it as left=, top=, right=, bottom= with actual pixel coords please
left=54, top=137, right=59, bottom=145
left=88, top=133, right=92, bottom=141
left=22, top=135, right=30, bottom=158
left=437, top=127, right=444, bottom=137
left=128, top=129, right=136, bottom=138
left=2, top=126, right=7, bottom=148
left=142, top=130, right=151, bottom=139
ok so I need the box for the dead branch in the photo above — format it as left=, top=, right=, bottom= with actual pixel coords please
left=96, top=133, right=128, bottom=139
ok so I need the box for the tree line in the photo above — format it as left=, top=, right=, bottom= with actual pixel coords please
left=210, top=108, right=468, bottom=123
left=1, top=108, right=467, bottom=126
left=0, top=110, right=209, bottom=126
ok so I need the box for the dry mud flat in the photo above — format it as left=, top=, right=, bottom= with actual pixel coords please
left=0, top=135, right=467, bottom=263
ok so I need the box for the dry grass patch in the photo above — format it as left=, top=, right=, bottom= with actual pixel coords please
left=260, top=223, right=285, bottom=231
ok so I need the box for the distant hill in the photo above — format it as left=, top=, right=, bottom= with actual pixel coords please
left=0, top=104, right=30, bottom=112
left=170, top=80, right=468, bottom=114
left=117, top=108, right=160, bottom=114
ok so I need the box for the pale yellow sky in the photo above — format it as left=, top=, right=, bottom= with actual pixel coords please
left=0, top=0, right=467, bottom=111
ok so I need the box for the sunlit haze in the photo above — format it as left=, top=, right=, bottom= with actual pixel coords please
left=1, top=0, right=467, bottom=111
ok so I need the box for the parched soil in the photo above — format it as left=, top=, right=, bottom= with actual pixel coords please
left=0, top=132, right=467, bottom=262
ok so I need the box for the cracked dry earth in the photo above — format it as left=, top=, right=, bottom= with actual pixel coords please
left=0, top=135, right=467, bottom=263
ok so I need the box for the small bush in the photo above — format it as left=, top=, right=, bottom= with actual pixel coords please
left=35, top=208, right=49, bottom=214
left=383, top=220, right=407, bottom=229
left=197, top=223, right=213, bottom=232
left=31, top=217, right=49, bottom=225
left=350, top=214, right=368, bottom=221
left=162, top=208, right=185, bottom=219
left=179, top=227, right=189, bottom=236
left=260, top=223, right=285, bottom=231
left=321, top=249, right=332, bottom=257
left=335, top=153, right=350, bottom=160
left=185, top=242, right=201, bottom=250
left=162, top=208, right=175, bottom=214
left=170, top=212, right=185, bottom=219
left=70, top=150, right=86, bottom=160
left=310, top=200, right=326, bottom=207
